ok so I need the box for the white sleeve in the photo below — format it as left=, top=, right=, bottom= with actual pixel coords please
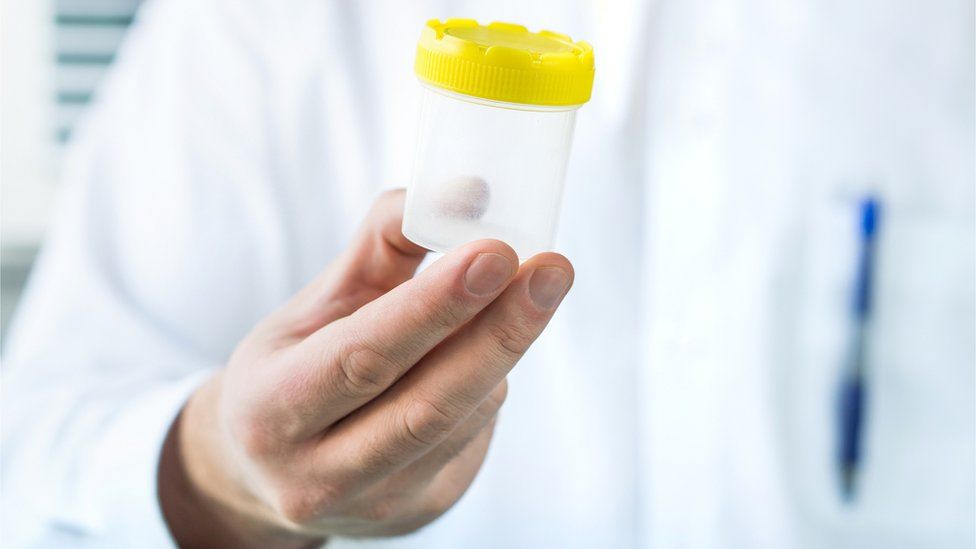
left=1, top=0, right=296, bottom=546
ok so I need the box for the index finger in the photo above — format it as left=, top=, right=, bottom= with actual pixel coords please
left=320, top=252, right=573, bottom=486
left=281, top=239, right=519, bottom=437
left=265, top=189, right=428, bottom=340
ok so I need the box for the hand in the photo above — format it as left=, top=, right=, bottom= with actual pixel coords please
left=158, top=189, right=574, bottom=548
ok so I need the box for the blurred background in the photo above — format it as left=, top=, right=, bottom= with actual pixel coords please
left=2, top=0, right=141, bottom=342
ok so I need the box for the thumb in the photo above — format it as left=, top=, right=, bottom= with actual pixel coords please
left=268, top=189, right=428, bottom=339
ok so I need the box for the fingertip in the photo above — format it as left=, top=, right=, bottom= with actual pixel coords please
left=374, top=187, right=407, bottom=207
left=523, top=252, right=574, bottom=279
left=439, top=239, right=519, bottom=277
left=423, top=240, right=518, bottom=298
left=369, top=188, right=428, bottom=258
left=456, top=239, right=519, bottom=266
left=370, top=188, right=406, bottom=220
left=518, top=253, right=574, bottom=311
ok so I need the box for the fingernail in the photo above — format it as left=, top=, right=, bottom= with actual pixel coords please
left=465, top=253, right=514, bottom=296
left=528, top=267, right=571, bottom=310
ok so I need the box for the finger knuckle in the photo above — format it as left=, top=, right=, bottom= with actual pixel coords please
left=352, top=434, right=400, bottom=477
left=479, top=386, right=508, bottom=418
left=276, top=484, right=343, bottom=525
left=416, top=291, right=468, bottom=336
left=486, top=321, right=534, bottom=359
left=358, top=497, right=400, bottom=523
left=230, top=415, right=279, bottom=458
left=276, top=490, right=318, bottom=525
left=420, top=489, right=458, bottom=522
left=403, top=397, right=456, bottom=447
left=468, top=389, right=506, bottom=429
left=334, top=343, right=400, bottom=400
left=271, top=371, right=321, bottom=440
left=489, top=381, right=509, bottom=407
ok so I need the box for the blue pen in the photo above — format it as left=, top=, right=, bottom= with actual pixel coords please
left=837, top=195, right=881, bottom=502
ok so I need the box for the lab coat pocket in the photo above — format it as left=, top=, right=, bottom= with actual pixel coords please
left=781, top=204, right=974, bottom=548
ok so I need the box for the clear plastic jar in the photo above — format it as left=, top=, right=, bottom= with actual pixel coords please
left=402, top=19, right=595, bottom=258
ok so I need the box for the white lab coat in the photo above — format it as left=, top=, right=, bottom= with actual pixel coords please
left=2, top=0, right=973, bottom=547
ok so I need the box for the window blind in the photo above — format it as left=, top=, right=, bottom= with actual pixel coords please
left=54, top=0, right=141, bottom=142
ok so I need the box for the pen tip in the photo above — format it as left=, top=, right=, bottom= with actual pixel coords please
left=860, top=200, right=879, bottom=237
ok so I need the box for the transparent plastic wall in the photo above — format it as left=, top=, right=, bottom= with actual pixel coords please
left=403, top=85, right=579, bottom=258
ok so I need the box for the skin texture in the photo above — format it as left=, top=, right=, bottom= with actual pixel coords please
left=158, top=189, right=574, bottom=548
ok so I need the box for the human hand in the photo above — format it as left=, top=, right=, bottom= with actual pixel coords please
left=159, top=189, right=574, bottom=548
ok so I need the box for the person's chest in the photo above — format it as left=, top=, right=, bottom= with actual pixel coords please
left=260, top=1, right=973, bottom=547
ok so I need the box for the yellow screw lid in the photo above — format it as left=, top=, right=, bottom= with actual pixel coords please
left=415, top=19, right=595, bottom=107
